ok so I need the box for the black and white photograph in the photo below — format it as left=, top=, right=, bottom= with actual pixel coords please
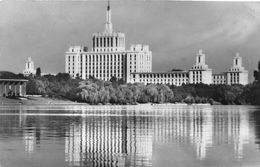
left=0, top=0, right=260, bottom=166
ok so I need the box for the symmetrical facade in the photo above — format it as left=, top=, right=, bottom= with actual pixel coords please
left=65, top=2, right=152, bottom=82
left=23, top=57, right=36, bottom=77
left=226, top=53, right=248, bottom=85
left=65, top=2, right=248, bottom=86
left=188, top=49, right=212, bottom=85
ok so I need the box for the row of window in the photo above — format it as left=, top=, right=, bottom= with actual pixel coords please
left=82, top=62, right=123, bottom=66
left=192, top=79, right=202, bottom=83
left=67, top=54, right=152, bottom=64
left=92, top=36, right=124, bottom=48
left=68, top=54, right=125, bottom=61
left=138, top=79, right=188, bottom=82
left=135, top=79, right=188, bottom=85
left=213, top=76, right=226, bottom=79
left=84, top=70, right=122, bottom=73
left=192, top=71, right=202, bottom=83
left=85, top=66, right=123, bottom=70
left=192, top=71, right=202, bottom=75
left=94, top=48, right=120, bottom=52
left=230, top=68, right=242, bottom=72
left=192, top=65, right=204, bottom=70
left=68, top=66, right=124, bottom=70
left=87, top=74, right=123, bottom=78
left=69, top=70, right=122, bottom=75
left=87, top=55, right=124, bottom=61
left=213, top=80, right=226, bottom=84
left=138, top=74, right=188, bottom=78
left=230, top=73, right=239, bottom=83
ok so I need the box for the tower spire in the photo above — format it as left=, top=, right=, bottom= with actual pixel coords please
left=105, top=0, right=113, bottom=34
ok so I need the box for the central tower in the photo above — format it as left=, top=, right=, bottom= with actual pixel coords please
left=65, top=0, right=152, bottom=82
left=91, top=0, right=125, bottom=52
left=104, top=0, right=113, bottom=34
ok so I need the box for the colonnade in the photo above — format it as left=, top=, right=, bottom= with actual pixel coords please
left=92, top=33, right=125, bottom=52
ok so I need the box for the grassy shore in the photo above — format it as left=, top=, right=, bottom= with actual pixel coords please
left=0, top=96, right=215, bottom=106
left=0, top=96, right=78, bottom=105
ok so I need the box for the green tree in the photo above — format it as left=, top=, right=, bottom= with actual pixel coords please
left=145, top=84, right=158, bottom=103
left=254, top=61, right=260, bottom=83
left=36, top=67, right=41, bottom=78
left=157, top=84, right=173, bottom=103
left=26, top=78, right=46, bottom=95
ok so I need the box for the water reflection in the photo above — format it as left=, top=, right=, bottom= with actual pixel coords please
left=252, top=110, right=260, bottom=148
left=0, top=105, right=260, bottom=167
left=61, top=106, right=257, bottom=166
left=64, top=109, right=153, bottom=167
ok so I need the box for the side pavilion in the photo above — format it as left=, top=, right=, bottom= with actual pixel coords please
left=0, top=79, right=28, bottom=97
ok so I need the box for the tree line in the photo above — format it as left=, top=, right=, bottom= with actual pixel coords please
left=1, top=60, right=260, bottom=105
left=25, top=73, right=260, bottom=105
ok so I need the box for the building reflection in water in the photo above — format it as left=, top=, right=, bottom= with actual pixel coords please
left=0, top=106, right=37, bottom=155
left=65, top=108, right=153, bottom=166
left=24, top=128, right=36, bottom=154
left=62, top=105, right=254, bottom=166
left=0, top=105, right=254, bottom=166
left=20, top=107, right=37, bottom=155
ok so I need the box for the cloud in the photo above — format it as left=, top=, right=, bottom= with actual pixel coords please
left=189, top=3, right=260, bottom=45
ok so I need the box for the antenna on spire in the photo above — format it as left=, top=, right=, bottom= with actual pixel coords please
left=107, top=0, right=110, bottom=11
left=105, top=0, right=112, bottom=33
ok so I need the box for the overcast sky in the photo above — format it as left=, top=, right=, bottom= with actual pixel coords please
left=0, top=0, right=259, bottom=81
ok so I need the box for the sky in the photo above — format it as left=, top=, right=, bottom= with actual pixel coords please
left=0, top=0, right=260, bottom=82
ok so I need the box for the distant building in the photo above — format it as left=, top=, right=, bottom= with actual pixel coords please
left=212, top=53, right=248, bottom=85
left=22, top=57, right=56, bottom=77
left=65, top=1, right=248, bottom=86
left=23, top=57, right=36, bottom=77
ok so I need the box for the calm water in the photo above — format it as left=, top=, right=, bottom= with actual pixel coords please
left=0, top=105, right=260, bottom=167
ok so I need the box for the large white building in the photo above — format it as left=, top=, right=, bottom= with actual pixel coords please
left=65, top=2, right=152, bottom=82
left=65, top=2, right=248, bottom=86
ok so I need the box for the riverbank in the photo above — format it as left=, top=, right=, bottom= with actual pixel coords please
left=0, top=96, right=216, bottom=106
left=0, top=96, right=79, bottom=105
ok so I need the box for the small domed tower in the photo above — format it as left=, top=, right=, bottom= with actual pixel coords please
left=23, top=57, right=36, bottom=77
left=189, top=49, right=212, bottom=84
left=227, top=53, right=248, bottom=85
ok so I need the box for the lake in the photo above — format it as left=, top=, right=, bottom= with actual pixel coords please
left=0, top=105, right=260, bottom=167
